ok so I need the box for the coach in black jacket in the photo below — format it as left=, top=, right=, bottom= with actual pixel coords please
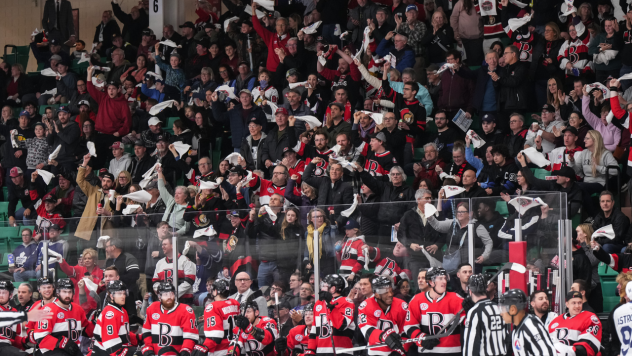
left=303, top=158, right=354, bottom=227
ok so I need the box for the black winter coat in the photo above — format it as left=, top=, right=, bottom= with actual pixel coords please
left=495, top=61, right=529, bottom=110
left=359, top=170, right=415, bottom=226
left=212, top=101, right=267, bottom=148
left=593, top=209, right=631, bottom=247
left=398, top=208, right=444, bottom=262
left=303, top=162, right=354, bottom=226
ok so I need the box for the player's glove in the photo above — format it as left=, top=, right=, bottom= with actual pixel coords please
left=554, top=343, right=576, bottom=356
left=115, top=347, right=131, bottom=356
left=180, top=348, right=192, bottom=356
left=421, top=338, right=440, bottom=350
left=191, top=345, right=209, bottom=356
left=27, top=329, right=36, bottom=345
left=227, top=344, right=241, bottom=356
left=318, top=291, right=333, bottom=304
left=141, top=345, right=156, bottom=356
left=461, top=297, right=475, bottom=313
left=275, top=337, right=287, bottom=354
left=234, top=315, right=253, bottom=333
left=379, top=329, right=405, bottom=354
left=57, top=336, right=80, bottom=356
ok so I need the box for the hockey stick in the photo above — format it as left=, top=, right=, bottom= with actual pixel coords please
left=324, top=299, right=337, bottom=356
left=338, top=262, right=527, bottom=353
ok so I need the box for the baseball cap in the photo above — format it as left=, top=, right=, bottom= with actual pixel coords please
left=179, top=21, right=196, bottom=29
left=249, top=117, right=262, bottom=125
left=43, top=196, right=57, bottom=204
left=241, top=19, right=253, bottom=27
left=112, top=33, right=122, bottom=40
left=157, top=135, right=170, bottom=143
left=57, top=105, right=70, bottom=114
left=78, top=100, right=90, bottom=108
left=554, top=166, right=576, bottom=181
left=370, top=131, right=387, bottom=143
left=101, top=172, right=115, bottom=181
left=542, top=103, right=553, bottom=113
left=145, top=180, right=158, bottom=190
left=228, top=210, right=240, bottom=217
left=481, top=113, right=497, bottom=123
left=345, top=219, right=359, bottom=230
left=106, top=80, right=119, bottom=88
left=282, top=147, right=295, bottom=156
left=98, top=168, right=109, bottom=177
left=142, top=29, right=154, bottom=36
left=566, top=291, right=583, bottom=301
left=229, top=166, right=245, bottom=176
left=134, top=140, right=145, bottom=147
left=562, top=126, right=578, bottom=136
left=316, top=36, right=328, bottom=44
left=275, top=107, right=289, bottom=115
left=154, top=77, right=165, bottom=84
left=406, top=4, right=418, bottom=12
left=197, top=38, right=210, bottom=48
left=328, top=102, right=344, bottom=111
left=148, top=117, right=162, bottom=126
left=48, top=224, right=61, bottom=231
left=239, top=89, right=252, bottom=96
left=50, top=54, right=62, bottom=62
left=286, top=68, right=300, bottom=79
left=109, top=142, right=124, bottom=150
left=49, top=39, right=60, bottom=46
left=9, top=167, right=23, bottom=177
left=19, top=110, right=29, bottom=118
left=238, top=60, right=249, bottom=68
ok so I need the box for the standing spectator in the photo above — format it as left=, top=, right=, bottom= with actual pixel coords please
left=35, top=224, right=68, bottom=276
left=588, top=16, right=621, bottom=83
left=582, top=90, right=621, bottom=151
left=376, top=33, right=416, bottom=73
left=157, top=166, right=191, bottom=236
left=450, top=0, right=483, bottom=65
left=108, top=142, right=132, bottom=177
left=93, top=10, right=121, bottom=57
left=525, top=104, right=565, bottom=154
left=347, top=0, right=379, bottom=49
left=422, top=11, right=455, bottom=66
left=104, top=236, right=141, bottom=302
left=316, top=0, right=348, bottom=45
left=68, top=81, right=97, bottom=116
left=111, top=0, right=149, bottom=47
left=592, top=191, right=630, bottom=253
left=493, top=45, right=528, bottom=131
left=411, top=143, right=446, bottom=190
left=0, top=111, right=33, bottom=184
left=212, top=90, right=267, bottom=153
left=503, top=113, right=528, bottom=157
left=130, top=140, right=157, bottom=184
left=252, top=3, right=290, bottom=72
left=25, top=122, right=52, bottom=177
left=41, top=0, right=76, bottom=45
left=45, top=105, right=80, bottom=174
left=437, top=50, right=475, bottom=120
left=10, top=228, right=38, bottom=282
left=302, top=158, right=354, bottom=226
left=158, top=25, right=183, bottom=59
left=153, top=45, right=186, bottom=100
left=396, top=5, right=427, bottom=74
left=305, top=208, right=339, bottom=276
left=86, top=66, right=132, bottom=145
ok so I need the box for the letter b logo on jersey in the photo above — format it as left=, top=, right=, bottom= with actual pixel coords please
left=165, top=270, right=174, bottom=283
left=158, top=323, right=173, bottom=346
left=68, top=319, right=79, bottom=341
left=377, top=320, right=394, bottom=331
left=427, top=313, right=444, bottom=335
left=555, top=328, right=570, bottom=345
left=319, top=315, right=332, bottom=338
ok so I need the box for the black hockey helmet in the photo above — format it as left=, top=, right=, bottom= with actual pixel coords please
left=212, top=279, right=230, bottom=297
left=372, top=276, right=393, bottom=294
left=425, top=267, right=449, bottom=283
left=240, top=300, right=259, bottom=314
left=56, top=278, right=74, bottom=291
left=482, top=271, right=496, bottom=284
left=303, top=302, right=314, bottom=313
left=157, top=281, right=176, bottom=296
left=499, top=289, right=528, bottom=312
left=38, top=276, right=54, bottom=288
left=467, top=274, right=487, bottom=295
left=107, top=280, right=127, bottom=293
left=0, top=280, right=14, bottom=294
left=322, top=274, right=346, bottom=294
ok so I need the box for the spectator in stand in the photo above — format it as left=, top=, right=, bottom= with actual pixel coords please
left=141, top=75, right=172, bottom=103
left=45, top=105, right=81, bottom=176
left=104, top=236, right=141, bottom=302
left=421, top=11, right=454, bottom=67
left=93, top=10, right=121, bottom=57
left=284, top=273, right=303, bottom=308
left=86, top=66, right=132, bottom=146
left=503, top=113, right=528, bottom=158
left=108, top=142, right=132, bottom=177
left=589, top=16, right=621, bottom=83
left=141, top=117, right=172, bottom=149
left=111, top=0, right=148, bottom=47
left=7, top=167, right=43, bottom=227
left=0, top=111, right=33, bottom=187
left=41, top=0, right=76, bottom=45
left=130, top=140, right=157, bottom=184
left=5, top=64, right=31, bottom=106
left=137, top=30, right=158, bottom=62
left=376, top=33, right=415, bottom=73
left=346, top=0, right=378, bottom=49
left=525, top=104, right=565, bottom=154
left=437, top=50, right=474, bottom=120
left=582, top=88, right=621, bottom=151
left=185, top=38, right=214, bottom=80
left=106, top=47, right=132, bottom=83
left=54, top=60, right=78, bottom=104
left=212, top=89, right=267, bottom=153
left=395, top=5, right=427, bottom=74
left=493, top=45, right=529, bottom=132
left=25, top=122, right=52, bottom=178
left=251, top=3, right=290, bottom=73
left=68, top=81, right=97, bottom=116
left=436, top=144, right=474, bottom=182
left=411, top=143, right=446, bottom=189
left=302, top=158, right=354, bottom=226
left=305, top=208, right=338, bottom=276
left=10, top=228, right=38, bottom=282
left=450, top=0, right=483, bottom=65
left=156, top=166, right=190, bottom=236
left=35, top=224, right=68, bottom=276
left=592, top=191, right=630, bottom=253
left=58, top=248, right=103, bottom=314
left=153, top=45, right=186, bottom=100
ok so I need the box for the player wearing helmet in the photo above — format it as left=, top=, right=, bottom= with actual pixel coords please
left=34, top=278, right=94, bottom=356
left=277, top=303, right=314, bottom=356
left=499, top=289, right=555, bottom=356
left=25, top=277, right=57, bottom=344
left=0, top=280, right=30, bottom=354
left=140, top=282, right=200, bottom=356
left=303, top=274, right=356, bottom=356
left=403, top=267, right=464, bottom=356
left=227, top=301, right=278, bottom=356
left=93, top=281, right=141, bottom=356
left=203, top=279, right=240, bottom=356
left=461, top=274, right=506, bottom=356
left=547, top=291, right=602, bottom=356
left=356, top=276, right=408, bottom=356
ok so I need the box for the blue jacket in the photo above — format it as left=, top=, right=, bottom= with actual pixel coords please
left=141, top=83, right=169, bottom=102
left=12, top=241, right=38, bottom=270
left=388, top=81, right=434, bottom=114
left=376, top=39, right=415, bottom=73
left=211, top=101, right=268, bottom=148
left=36, top=239, right=68, bottom=270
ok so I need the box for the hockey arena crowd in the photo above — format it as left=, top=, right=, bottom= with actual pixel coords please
left=6, top=0, right=632, bottom=355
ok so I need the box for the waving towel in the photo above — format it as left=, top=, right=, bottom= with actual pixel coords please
left=149, top=100, right=177, bottom=115
left=520, top=147, right=551, bottom=167
left=341, top=195, right=359, bottom=217
left=36, top=170, right=55, bottom=185
left=592, top=224, right=615, bottom=240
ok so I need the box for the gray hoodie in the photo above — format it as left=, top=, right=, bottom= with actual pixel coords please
left=108, top=153, right=132, bottom=177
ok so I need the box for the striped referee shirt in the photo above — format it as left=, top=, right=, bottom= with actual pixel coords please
left=0, top=310, right=27, bottom=328
left=512, top=314, right=556, bottom=356
left=462, top=299, right=506, bottom=356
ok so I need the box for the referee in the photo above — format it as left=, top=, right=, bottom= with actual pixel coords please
left=462, top=274, right=506, bottom=356
left=499, top=289, right=556, bottom=356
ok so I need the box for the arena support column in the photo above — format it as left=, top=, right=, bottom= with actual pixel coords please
left=313, top=230, right=320, bottom=302
left=149, top=0, right=186, bottom=39
left=509, top=217, right=527, bottom=293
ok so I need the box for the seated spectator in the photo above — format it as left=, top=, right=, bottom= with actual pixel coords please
left=29, top=173, right=67, bottom=232
left=105, top=47, right=132, bottom=84
left=233, top=62, right=256, bottom=94
left=436, top=144, right=474, bottom=182
left=120, top=54, right=149, bottom=84
left=525, top=104, right=565, bottom=154
left=569, top=130, right=618, bottom=217
left=0, top=111, right=33, bottom=188
left=592, top=191, right=630, bottom=253
left=411, top=143, right=445, bottom=189
left=5, top=64, right=31, bottom=106
left=582, top=89, right=621, bottom=151
left=457, top=168, right=486, bottom=198
left=503, top=113, right=528, bottom=158
left=427, top=110, right=463, bottom=162
left=10, top=228, right=38, bottom=282
left=68, top=80, right=97, bottom=116
left=141, top=75, right=173, bottom=102
left=130, top=140, right=157, bottom=184
left=284, top=273, right=303, bottom=308
left=141, top=117, right=172, bottom=149
left=376, top=33, right=415, bottom=73
left=108, top=142, right=132, bottom=177
left=35, top=224, right=68, bottom=276
left=547, top=127, right=584, bottom=173
left=8, top=167, right=43, bottom=226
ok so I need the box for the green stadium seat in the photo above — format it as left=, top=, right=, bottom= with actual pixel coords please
left=166, top=117, right=179, bottom=134
left=414, top=148, right=424, bottom=161
left=0, top=227, right=19, bottom=238
left=603, top=296, right=621, bottom=313
left=495, top=201, right=509, bottom=217
left=19, top=226, right=35, bottom=235
left=533, top=169, right=551, bottom=180
left=602, top=280, right=619, bottom=299
left=2, top=187, right=8, bottom=202
left=0, top=202, right=8, bottom=220
left=0, top=237, right=10, bottom=254
left=212, top=137, right=223, bottom=171
left=598, top=262, right=618, bottom=279
left=39, top=104, right=60, bottom=115
left=0, top=254, right=10, bottom=273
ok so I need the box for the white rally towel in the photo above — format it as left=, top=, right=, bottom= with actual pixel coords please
left=331, top=156, right=356, bottom=171
left=585, top=82, right=610, bottom=98
left=91, top=65, right=111, bottom=72
left=146, top=71, right=164, bottom=81
left=224, top=152, right=244, bottom=166
left=242, top=170, right=256, bottom=184
left=77, top=52, right=91, bottom=64
left=48, top=145, right=62, bottom=161
left=255, top=0, right=275, bottom=11
left=142, top=162, right=162, bottom=178
left=359, top=111, right=384, bottom=125
left=96, top=235, right=111, bottom=248
left=47, top=248, right=63, bottom=264
left=289, top=81, right=308, bottom=89
left=244, top=5, right=266, bottom=19
left=149, top=100, right=177, bottom=115
left=91, top=76, right=105, bottom=88
left=478, top=0, right=497, bottom=16
left=264, top=205, right=278, bottom=222
left=360, top=26, right=371, bottom=55
left=31, top=28, right=41, bottom=37
left=466, top=130, right=486, bottom=148
left=267, top=101, right=278, bottom=114
left=520, top=147, right=551, bottom=167
left=200, top=178, right=223, bottom=190
left=82, top=277, right=99, bottom=294
left=508, top=196, right=545, bottom=215
left=442, top=185, right=466, bottom=198
left=182, top=241, right=192, bottom=256
left=560, top=0, right=576, bottom=16
left=424, top=203, right=437, bottom=217
left=40, top=68, right=60, bottom=77
left=123, top=190, right=153, bottom=203
left=36, top=170, right=55, bottom=185
left=340, top=31, right=350, bottom=39
left=10, top=130, right=18, bottom=148
left=507, top=13, right=532, bottom=32
left=172, top=141, right=191, bottom=157
left=619, top=72, right=632, bottom=81
left=341, top=194, right=359, bottom=217
left=193, top=226, right=217, bottom=239
left=42, top=88, right=57, bottom=96
left=592, top=224, right=615, bottom=240
left=223, top=17, right=240, bottom=32
left=295, top=115, right=322, bottom=128
left=87, top=141, right=97, bottom=157
left=330, top=144, right=341, bottom=155
left=215, top=85, right=237, bottom=100
left=436, top=63, right=455, bottom=74
left=301, top=21, right=322, bottom=35
left=122, top=204, right=141, bottom=215
left=159, top=39, right=181, bottom=48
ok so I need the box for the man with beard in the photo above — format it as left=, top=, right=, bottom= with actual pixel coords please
left=276, top=302, right=314, bottom=356
left=246, top=164, right=289, bottom=206
left=530, top=290, right=557, bottom=328
left=0, top=280, right=29, bottom=353
left=93, top=281, right=141, bottom=356
left=46, top=105, right=80, bottom=174
left=228, top=301, right=278, bottom=356
left=291, top=123, right=335, bottom=178
left=35, top=279, right=94, bottom=356
left=411, top=143, right=445, bottom=188
left=141, top=282, right=201, bottom=356
left=203, top=279, right=240, bottom=356
left=357, top=276, right=408, bottom=356
left=427, top=110, right=462, bottom=162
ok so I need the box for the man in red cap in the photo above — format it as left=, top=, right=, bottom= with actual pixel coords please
left=108, top=141, right=132, bottom=177
left=7, top=167, right=45, bottom=227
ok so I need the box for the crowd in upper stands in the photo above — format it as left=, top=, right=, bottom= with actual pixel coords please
left=2, top=0, right=632, bottom=352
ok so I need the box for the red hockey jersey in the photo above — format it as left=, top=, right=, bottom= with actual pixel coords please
left=307, top=297, right=355, bottom=354
left=248, top=175, right=287, bottom=206
left=94, top=303, right=138, bottom=356
left=203, top=298, right=240, bottom=352
left=286, top=325, right=310, bottom=355
left=548, top=311, right=602, bottom=356
left=368, top=247, right=411, bottom=282
left=0, top=303, right=27, bottom=348
left=404, top=291, right=464, bottom=355
left=34, top=300, right=94, bottom=354
left=141, top=302, right=199, bottom=354
left=358, top=296, right=409, bottom=356
left=230, top=316, right=278, bottom=356
left=25, top=298, right=57, bottom=336
left=337, top=236, right=367, bottom=277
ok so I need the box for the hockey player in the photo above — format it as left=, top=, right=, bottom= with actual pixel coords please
left=203, top=279, right=240, bottom=356
left=228, top=301, right=278, bottom=356
left=357, top=276, right=408, bottom=356
left=34, top=278, right=94, bottom=356
left=25, top=277, right=57, bottom=344
left=304, top=274, right=356, bottom=355
left=276, top=303, right=313, bottom=356
left=613, top=282, right=632, bottom=356
left=141, top=282, right=201, bottom=356
left=461, top=274, right=506, bottom=356
left=499, top=289, right=555, bottom=356
left=0, top=280, right=29, bottom=354
left=404, top=267, right=464, bottom=356
left=547, top=291, right=602, bottom=356
left=93, top=281, right=140, bottom=356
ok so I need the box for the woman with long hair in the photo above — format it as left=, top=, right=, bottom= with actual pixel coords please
left=305, top=208, right=338, bottom=276
left=544, top=77, right=572, bottom=121
left=575, top=223, right=602, bottom=313
left=120, top=54, right=148, bottom=83
left=285, top=174, right=319, bottom=226
left=217, top=64, right=236, bottom=87
left=569, top=130, right=618, bottom=216
left=581, top=86, right=621, bottom=151
left=190, top=111, right=213, bottom=164
left=288, top=14, right=302, bottom=36
left=208, top=43, right=223, bottom=78
left=394, top=279, right=412, bottom=302
left=279, top=207, right=305, bottom=278
left=420, top=11, right=455, bottom=65
left=115, top=170, right=133, bottom=194
left=555, top=111, right=591, bottom=148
